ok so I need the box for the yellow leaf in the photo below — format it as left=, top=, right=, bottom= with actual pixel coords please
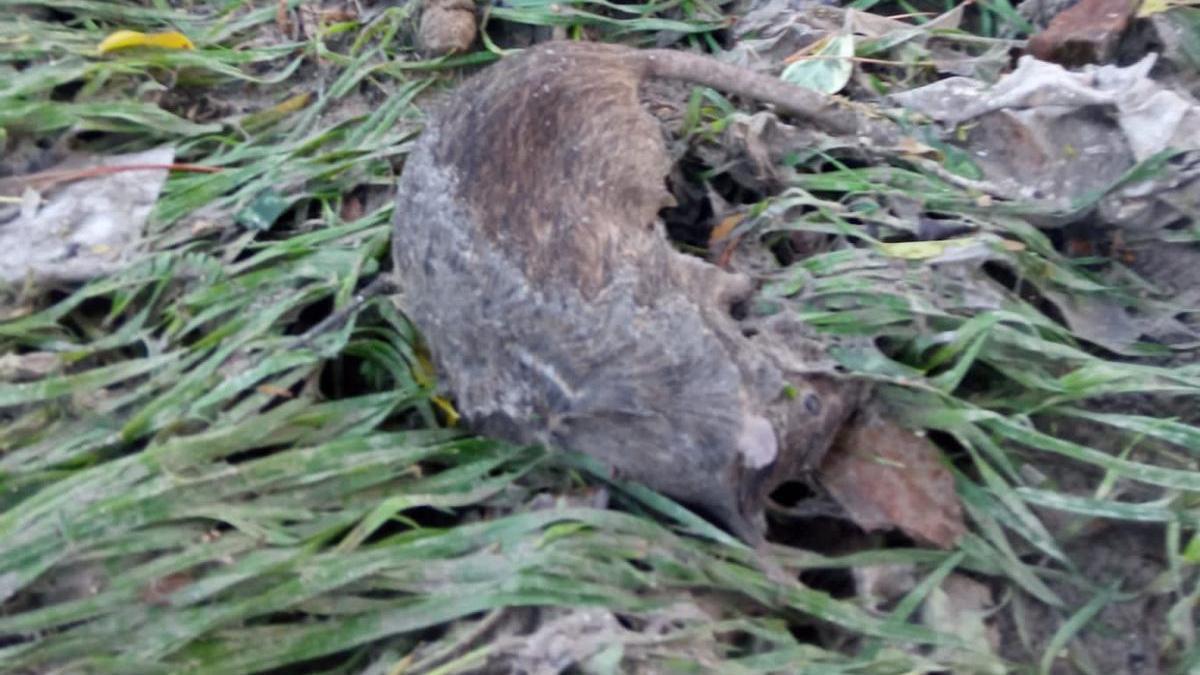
left=97, top=30, right=195, bottom=54
left=1138, top=0, right=1200, bottom=16
left=878, top=237, right=1025, bottom=260
left=412, top=348, right=459, bottom=426
left=895, top=136, right=940, bottom=158
left=708, top=212, right=745, bottom=245
left=240, top=92, right=313, bottom=133
left=431, top=396, right=460, bottom=427
left=1137, top=0, right=1168, bottom=16
left=877, top=238, right=971, bottom=259
left=413, top=350, right=436, bottom=388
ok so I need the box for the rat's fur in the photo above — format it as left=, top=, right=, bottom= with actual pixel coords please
left=393, top=41, right=861, bottom=540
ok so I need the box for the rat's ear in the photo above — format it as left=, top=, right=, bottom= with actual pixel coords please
left=659, top=188, right=678, bottom=209
left=737, top=414, right=778, bottom=470
left=715, top=270, right=754, bottom=308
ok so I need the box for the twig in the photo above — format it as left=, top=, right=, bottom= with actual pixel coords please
left=399, top=608, right=509, bottom=674
left=0, top=163, right=221, bottom=196
left=292, top=275, right=398, bottom=352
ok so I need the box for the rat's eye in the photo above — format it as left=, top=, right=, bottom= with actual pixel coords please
left=803, top=393, right=822, bottom=415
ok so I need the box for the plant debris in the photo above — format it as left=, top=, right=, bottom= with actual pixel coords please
left=819, top=405, right=966, bottom=548
left=0, top=146, right=174, bottom=285
left=1, top=0, right=1198, bottom=672
left=1026, top=0, right=1139, bottom=65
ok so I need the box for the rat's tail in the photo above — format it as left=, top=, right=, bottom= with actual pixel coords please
left=636, top=48, right=879, bottom=139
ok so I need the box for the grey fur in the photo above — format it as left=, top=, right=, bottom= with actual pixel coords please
left=393, top=41, right=864, bottom=541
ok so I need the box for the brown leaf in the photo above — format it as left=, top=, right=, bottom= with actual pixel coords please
left=339, top=193, right=364, bottom=222
left=708, top=212, right=745, bottom=246
left=819, top=407, right=965, bottom=548
left=276, top=0, right=293, bottom=40
left=140, top=571, right=194, bottom=606
left=0, top=351, right=62, bottom=382
left=1027, top=0, right=1138, bottom=66
left=256, top=384, right=295, bottom=399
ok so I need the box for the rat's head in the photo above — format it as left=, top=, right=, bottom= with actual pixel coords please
left=726, top=412, right=782, bottom=541
left=531, top=381, right=782, bottom=543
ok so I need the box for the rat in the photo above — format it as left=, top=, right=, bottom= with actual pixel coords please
left=392, top=40, right=870, bottom=543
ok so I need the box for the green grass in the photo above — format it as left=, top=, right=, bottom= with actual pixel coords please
left=2, top=0, right=1198, bottom=672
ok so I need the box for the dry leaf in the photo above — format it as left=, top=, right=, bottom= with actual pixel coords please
left=895, top=136, right=940, bottom=158
left=819, top=406, right=965, bottom=548
left=1134, top=0, right=1200, bottom=18
left=0, top=147, right=175, bottom=284
left=340, top=193, right=364, bottom=222
left=708, top=212, right=745, bottom=245
left=140, top=572, right=194, bottom=606
left=854, top=563, right=917, bottom=612
left=922, top=574, right=1003, bottom=673
left=0, top=351, right=62, bottom=382
left=256, top=384, right=295, bottom=399
left=276, top=0, right=293, bottom=38
left=1026, top=0, right=1138, bottom=65
left=876, top=235, right=1023, bottom=262
left=781, top=33, right=855, bottom=95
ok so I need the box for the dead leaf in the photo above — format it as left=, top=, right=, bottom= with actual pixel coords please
left=922, top=574, right=1003, bottom=673
left=189, top=219, right=223, bottom=237
left=895, top=135, right=941, bottom=158
left=0, top=147, right=175, bottom=285
left=256, top=384, right=295, bottom=399
left=0, top=302, right=33, bottom=321
left=0, top=351, right=62, bottom=382
left=276, top=0, right=293, bottom=39
left=340, top=193, right=365, bottom=222
left=724, top=0, right=838, bottom=72
left=1027, top=0, right=1138, bottom=65
left=140, top=571, right=194, bottom=606
left=854, top=563, right=917, bottom=612
left=891, top=53, right=1200, bottom=208
left=781, top=33, right=856, bottom=94
left=851, top=4, right=964, bottom=36
left=819, top=406, right=966, bottom=548
left=318, top=7, right=360, bottom=23
left=239, top=92, right=312, bottom=133
left=709, top=212, right=745, bottom=245
left=877, top=235, right=1024, bottom=263
left=1136, top=0, right=1191, bottom=18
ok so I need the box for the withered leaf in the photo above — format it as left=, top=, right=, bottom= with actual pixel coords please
left=819, top=407, right=965, bottom=548
left=1027, top=0, right=1138, bottom=66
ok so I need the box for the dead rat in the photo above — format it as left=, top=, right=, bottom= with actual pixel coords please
left=392, top=41, right=875, bottom=543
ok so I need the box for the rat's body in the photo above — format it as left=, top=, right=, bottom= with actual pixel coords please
left=393, top=41, right=861, bottom=540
